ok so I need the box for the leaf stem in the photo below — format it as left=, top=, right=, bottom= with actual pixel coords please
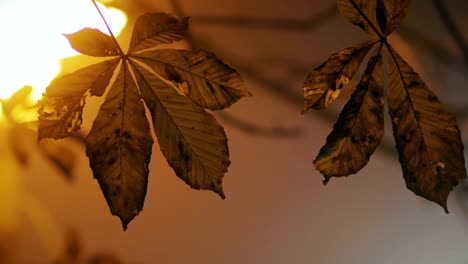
left=91, top=0, right=125, bottom=56
left=349, top=0, right=386, bottom=42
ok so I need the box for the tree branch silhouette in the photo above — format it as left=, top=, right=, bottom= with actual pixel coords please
left=432, top=0, right=468, bottom=68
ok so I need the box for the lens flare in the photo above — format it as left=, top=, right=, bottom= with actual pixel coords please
left=0, top=0, right=127, bottom=102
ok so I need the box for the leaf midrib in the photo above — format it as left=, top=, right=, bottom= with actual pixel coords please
left=132, top=53, right=236, bottom=91
left=386, top=47, right=435, bottom=171
left=128, top=59, right=214, bottom=181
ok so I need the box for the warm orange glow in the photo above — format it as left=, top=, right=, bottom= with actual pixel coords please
left=0, top=0, right=127, bottom=103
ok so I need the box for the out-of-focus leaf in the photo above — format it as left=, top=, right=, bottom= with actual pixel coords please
left=135, top=49, right=251, bottom=110
left=129, top=12, right=189, bottom=53
left=0, top=86, right=33, bottom=117
left=382, top=48, right=466, bottom=211
left=53, top=229, right=126, bottom=264
left=133, top=61, right=229, bottom=198
left=314, top=52, right=384, bottom=182
left=38, top=59, right=119, bottom=140
left=302, top=40, right=375, bottom=112
left=86, top=64, right=153, bottom=230
left=38, top=12, right=249, bottom=229
left=87, top=253, right=125, bottom=264
left=38, top=139, right=76, bottom=180
left=337, top=0, right=411, bottom=37
left=10, top=124, right=34, bottom=165
left=64, top=28, right=120, bottom=57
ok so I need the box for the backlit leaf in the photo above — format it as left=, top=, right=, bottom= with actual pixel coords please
left=38, top=12, right=249, bottom=229
left=314, top=52, right=384, bottom=182
left=134, top=49, right=251, bottom=110
left=383, top=48, right=466, bottom=211
left=302, top=40, right=375, bottom=112
left=132, top=61, right=229, bottom=197
left=129, top=13, right=189, bottom=53
left=64, top=28, right=120, bottom=57
left=38, top=59, right=119, bottom=140
left=86, top=64, right=153, bottom=230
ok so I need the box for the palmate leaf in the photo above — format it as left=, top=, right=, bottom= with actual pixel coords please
left=303, top=0, right=466, bottom=211
left=38, top=12, right=250, bottom=229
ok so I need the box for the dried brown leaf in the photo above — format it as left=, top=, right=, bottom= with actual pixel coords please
left=382, top=48, right=466, bottom=211
left=129, top=12, right=189, bottom=53
left=64, top=28, right=120, bottom=57
left=134, top=49, right=251, bottom=110
left=337, top=0, right=411, bottom=37
left=38, top=12, right=249, bottom=229
left=132, top=61, right=229, bottom=198
left=314, top=51, right=384, bottom=181
left=302, top=40, right=375, bottom=112
left=38, top=59, right=119, bottom=140
left=86, top=64, right=153, bottom=230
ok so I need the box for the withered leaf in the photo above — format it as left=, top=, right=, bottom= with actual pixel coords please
left=337, top=0, right=411, bottom=37
left=134, top=49, right=251, bottom=110
left=38, top=59, right=119, bottom=140
left=314, top=51, right=384, bottom=181
left=302, top=40, right=376, bottom=112
left=129, top=12, right=189, bottom=53
left=132, top=61, right=229, bottom=198
left=382, top=48, right=466, bottom=211
left=303, top=0, right=466, bottom=211
left=86, top=64, right=153, bottom=230
left=64, top=28, right=120, bottom=57
left=38, top=12, right=249, bottom=229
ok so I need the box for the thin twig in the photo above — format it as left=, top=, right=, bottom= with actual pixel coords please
left=91, top=0, right=125, bottom=56
left=191, top=3, right=337, bottom=31
left=432, top=0, right=468, bottom=68
left=216, top=111, right=301, bottom=138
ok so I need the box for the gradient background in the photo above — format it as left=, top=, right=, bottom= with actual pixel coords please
left=7, top=0, right=468, bottom=263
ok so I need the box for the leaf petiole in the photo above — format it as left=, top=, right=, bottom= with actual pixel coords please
left=349, top=0, right=386, bottom=42
left=91, top=0, right=125, bottom=56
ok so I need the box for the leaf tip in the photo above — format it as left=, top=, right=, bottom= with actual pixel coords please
left=215, top=186, right=226, bottom=200
left=437, top=197, right=450, bottom=214
left=121, top=221, right=129, bottom=231
left=322, top=176, right=330, bottom=186
left=118, top=214, right=136, bottom=231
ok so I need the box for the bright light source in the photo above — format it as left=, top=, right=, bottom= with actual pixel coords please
left=0, top=0, right=127, bottom=102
